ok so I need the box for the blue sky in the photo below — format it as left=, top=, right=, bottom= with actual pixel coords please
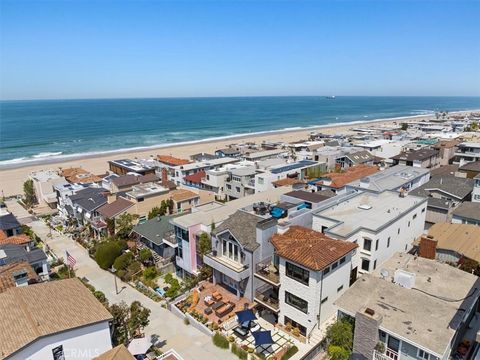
left=0, top=0, right=479, bottom=100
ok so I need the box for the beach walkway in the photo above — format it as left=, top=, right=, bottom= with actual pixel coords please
left=5, top=200, right=233, bottom=360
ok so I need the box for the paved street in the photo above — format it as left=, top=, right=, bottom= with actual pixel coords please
left=5, top=200, right=233, bottom=360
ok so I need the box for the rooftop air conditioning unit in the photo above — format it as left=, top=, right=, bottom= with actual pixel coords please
left=393, top=269, right=416, bottom=289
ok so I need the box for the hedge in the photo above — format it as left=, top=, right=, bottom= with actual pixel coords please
left=281, top=346, right=299, bottom=360
left=212, top=332, right=229, bottom=349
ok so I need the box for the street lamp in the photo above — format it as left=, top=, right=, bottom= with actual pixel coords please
left=111, top=267, right=119, bottom=295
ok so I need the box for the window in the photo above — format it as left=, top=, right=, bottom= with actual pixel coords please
left=222, top=239, right=240, bottom=262
left=52, top=345, right=65, bottom=360
left=175, top=227, right=189, bottom=242
left=285, top=291, right=308, bottom=313
left=138, top=197, right=144, bottom=202
left=286, top=261, right=310, bottom=285
left=398, top=228, right=400, bottom=234
left=284, top=316, right=307, bottom=336
left=375, top=239, right=379, bottom=251
left=413, top=213, right=417, bottom=219
left=340, top=257, right=346, bottom=264
left=323, top=267, right=330, bottom=276
left=236, top=186, right=241, bottom=193
left=361, top=259, right=370, bottom=271
left=363, top=238, right=372, bottom=252
left=418, top=349, right=430, bottom=360
left=258, top=177, right=264, bottom=185
left=321, top=296, right=328, bottom=304
left=387, top=237, right=391, bottom=248
left=332, top=262, right=338, bottom=270
left=422, top=208, right=426, bottom=213
left=227, top=184, right=232, bottom=190
left=337, top=285, right=344, bottom=292
left=373, top=260, right=377, bottom=270
left=408, top=221, right=411, bottom=227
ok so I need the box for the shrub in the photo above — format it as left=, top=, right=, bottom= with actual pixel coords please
left=139, top=248, right=153, bottom=264
left=143, top=266, right=158, bottom=280
left=95, top=241, right=123, bottom=269
left=113, top=252, right=134, bottom=271
left=212, top=332, right=229, bottom=349
left=328, top=345, right=350, bottom=360
left=231, top=343, right=248, bottom=360
left=184, top=317, right=190, bottom=325
left=325, top=319, right=353, bottom=351
left=281, top=346, right=299, bottom=360
left=292, top=327, right=300, bottom=337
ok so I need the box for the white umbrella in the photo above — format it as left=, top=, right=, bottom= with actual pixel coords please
left=127, top=337, right=152, bottom=355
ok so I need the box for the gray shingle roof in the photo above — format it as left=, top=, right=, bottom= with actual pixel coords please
left=212, top=210, right=262, bottom=252
left=392, top=148, right=439, bottom=162
left=346, top=150, right=374, bottom=164
left=459, top=161, right=480, bottom=172
left=452, top=202, right=480, bottom=222
left=0, top=214, right=21, bottom=231
left=71, top=187, right=107, bottom=212
left=131, top=216, right=175, bottom=246
left=0, top=243, right=47, bottom=265
left=409, top=175, right=474, bottom=201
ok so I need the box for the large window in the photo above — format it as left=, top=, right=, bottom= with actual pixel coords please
left=285, top=291, right=308, bottom=313
left=363, top=238, right=372, bottom=252
left=286, top=261, right=310, bottom=285
left=175, top=227, right=189, bottom=242
left=361, top=259, right=370, bottom=272
left=284, top=316, right=307, bottom=336
left=222, top=239, right=240, bottom=262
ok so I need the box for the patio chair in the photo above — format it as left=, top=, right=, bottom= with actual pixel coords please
left=212, top=291, right=223, bottom=301
left=215, top=301, right=235, bottom=317
left=204, top=296, right=215, bottom=307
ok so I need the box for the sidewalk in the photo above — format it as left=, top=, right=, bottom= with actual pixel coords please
left=6, top=201, right=233, bottom=360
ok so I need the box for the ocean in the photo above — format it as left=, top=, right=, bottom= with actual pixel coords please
left=1, top=96, right=479, bottom=166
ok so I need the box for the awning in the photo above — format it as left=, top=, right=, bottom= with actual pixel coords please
left=236, top=309, right=257, bottom=325
left=127, top=337, right=152, bottom=355
left=252, top=330, right=274, bottom=347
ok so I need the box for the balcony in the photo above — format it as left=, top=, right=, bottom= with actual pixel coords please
left=254, top=258, right=280, bottom=286
left=254, top=284, right=280, bottom=312
left=203, top=252, right=250, bottom=282
left=373, top=349, right=398, bottom=360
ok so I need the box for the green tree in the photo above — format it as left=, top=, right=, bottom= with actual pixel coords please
left=110, top=301, right=129, bottom=345
left=95, top=241, right=123, bottom=269
left=148, top=206, right=163, bottom=220
left=328, top=345, right=350, bottom=360
left=113, top=252, right=134, bottom=271
left=93, top=291, right=109, bottom=307
left=197, top=232, right=211, bottom=255
left=325, top=319, right=354, bottom=351
left=460, top=258, right=480, bottom=276
left=23, top=179, right=37, bottom=208
left=115, top=213, right=139, bottom=239
left=143, top=266, right=158, bottom=280
left=400, top=123, right=408, bottom=131
left=139, top=248, right=153, bottom=264
left=127, top=301, right=151, bottom=337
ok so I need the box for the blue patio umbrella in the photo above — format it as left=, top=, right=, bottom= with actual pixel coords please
left=236, top=309, right=257, bottom=324
left=252, top=330, right=274, bottom=347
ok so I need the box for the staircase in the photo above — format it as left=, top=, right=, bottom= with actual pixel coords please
left=136, top=241, right=163, bottom=264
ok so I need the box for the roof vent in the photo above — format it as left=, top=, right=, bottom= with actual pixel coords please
left=365, top=308, right=375, bottom=316
left=358, top=204, right=372, bottom=210
left=394, top=269, right=416, bottom=289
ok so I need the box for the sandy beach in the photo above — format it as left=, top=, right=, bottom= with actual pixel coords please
left=0, top=111, right=472, bottom=197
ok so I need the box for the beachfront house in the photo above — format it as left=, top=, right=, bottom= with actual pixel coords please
left=270, top=226, right=357, bottom=337
left=171, top=157, right=240, bottom=186
left=312, top=190, right=427, bottom=276
left=335, top=253, right=480, bottom=360
left=108, top=158, right=156, bottom=176
left=29, top=170, right=68, bottom=210
left=0, top=279, right=113, bottom=360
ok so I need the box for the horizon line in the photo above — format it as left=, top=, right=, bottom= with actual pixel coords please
left=2, top=94, right=480, bottom=102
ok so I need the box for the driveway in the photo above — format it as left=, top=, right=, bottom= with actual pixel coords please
left=6, top=201, right=233, bottom=360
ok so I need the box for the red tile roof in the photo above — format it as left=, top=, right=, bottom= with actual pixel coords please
left=0, top=234, right=31, bottom=246
left=184, top=171, right=206, bottom=184
left=316, top=165, right=379, bottom=189
left=271, top=226, right=358, bottom=271
left=272, top=178, right=305, bottom=187
left=157, top=155, right=191, bottom=166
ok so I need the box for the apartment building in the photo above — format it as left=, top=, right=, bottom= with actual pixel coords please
left=29, top=170, right=68, bottom=209
left=391, top=148, right=439, bottom=169
left=312, top=190, right=427, bottom=276
left=224, top=167, right=258, bottom=200
left=335, top=253, right=480, bottom=360
left=171, top=157, right=240, bottom=186
left=453, top=142, right=480, bottom=166
left=270, top=226, right=357, bottom=337
left=171, top=187, right=292, bottom=277
left=346, top=165, right=430, bottom=193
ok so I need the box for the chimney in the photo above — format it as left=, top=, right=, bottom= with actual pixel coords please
left=418, top=235, right=437, bottom=260
left=107, top=193, right=116, bottom=204
left=161, top=168, right=168, bottom=186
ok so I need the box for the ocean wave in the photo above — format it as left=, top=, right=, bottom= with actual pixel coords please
left=32, top=152, right=63, bottom=158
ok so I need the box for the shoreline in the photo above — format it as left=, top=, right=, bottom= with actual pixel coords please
left=0, top=110, right=476, bottom=197
left=0, top=112, right=454, bottom=170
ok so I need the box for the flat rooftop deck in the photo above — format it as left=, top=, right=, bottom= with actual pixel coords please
left=336, top=253, right=480, bottom=356
left=314, top=191, right=426, bottom=237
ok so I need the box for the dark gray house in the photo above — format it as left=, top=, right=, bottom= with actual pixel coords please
left=131, top=216, right=177, bottom=261
left=0, top=243, right=49, bottom=280
left=0, top=213, right=22, bottom=237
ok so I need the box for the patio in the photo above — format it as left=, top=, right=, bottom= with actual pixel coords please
left=191, top=281, right=254, bottom=325
left=227, top=321, right=294, bottom=358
